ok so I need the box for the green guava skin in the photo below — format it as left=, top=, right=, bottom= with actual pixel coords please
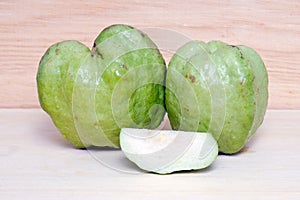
left=37, top=24, right=166, bottom=148
left=166, top=40, right=268, bottom=154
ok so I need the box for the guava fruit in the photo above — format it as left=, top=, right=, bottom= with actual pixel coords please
left=120, top=128, right=218, bottom=174
left=165, top=40, right=268, bottom=154
left=37, top=24, right=166, bottom=148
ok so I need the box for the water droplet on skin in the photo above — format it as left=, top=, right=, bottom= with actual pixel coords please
left=115, top=70, right=122, bottom=77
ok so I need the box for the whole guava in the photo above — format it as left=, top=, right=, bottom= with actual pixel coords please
left=37, top=24, right=166, bottom=148
left=165, top=40, right=268, bottom=154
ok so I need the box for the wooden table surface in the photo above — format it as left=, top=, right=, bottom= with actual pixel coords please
left=1, top=1, right=300, bottom=198
left=0, top=0, right=300, bottom=109
left=0, top=109, right=299, bottom=199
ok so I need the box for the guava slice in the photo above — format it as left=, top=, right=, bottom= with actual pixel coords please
left=37, top=24, right=166, bottom=148
left=166, top=40, right=268, bottom=154
left=120, top=128, right=218, bottom=174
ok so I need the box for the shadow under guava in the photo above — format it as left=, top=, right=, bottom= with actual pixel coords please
left=33, top=109, right=74, bottom=149
left=84, top=146, right=144, bottom=174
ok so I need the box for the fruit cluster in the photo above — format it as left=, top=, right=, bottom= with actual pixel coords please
left=37, top=24, right=268, bottom=157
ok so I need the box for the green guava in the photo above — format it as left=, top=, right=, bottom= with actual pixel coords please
left=37, top=24, right=166, bottom=148
left=165, top=40, right=268, bottom=154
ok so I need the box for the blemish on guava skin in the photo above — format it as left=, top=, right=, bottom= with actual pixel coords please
left=239, top=51, right=244, bottom=60
left=183, top=107, right=189, bottom=112
left=235, top=46, right=244, bottom=60
left=185, top=74, right=195, bottom=83
left=92, top=42, right=104, bottom=59
left=55, top=48, right=60, bottom=55
left=97, top=51, right=104, bottom=59
left=190, top=75, right=195, bottom=83
left=121, top=64, right=128, bottom=70
left=240, top=79, right=246, bottom=86
left=93, top=122, right=99, bottom=129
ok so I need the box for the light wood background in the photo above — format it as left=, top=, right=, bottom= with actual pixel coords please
left=0, top=0, right=299, bottom=109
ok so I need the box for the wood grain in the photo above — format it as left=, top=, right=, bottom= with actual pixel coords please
left=0, top=0, right=299, bottom=108
left=0, top=109, right=299, bottom=199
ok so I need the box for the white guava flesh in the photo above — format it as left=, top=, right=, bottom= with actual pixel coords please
left=120, top=128, right=218, bottom=174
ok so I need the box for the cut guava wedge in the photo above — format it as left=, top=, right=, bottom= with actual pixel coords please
left=120, top=128, right=218, bottom=174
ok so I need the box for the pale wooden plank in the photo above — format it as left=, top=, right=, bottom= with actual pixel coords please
left=0, top=109, right=299, bottom=199
left=0, top=0, right=299, bottom=108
